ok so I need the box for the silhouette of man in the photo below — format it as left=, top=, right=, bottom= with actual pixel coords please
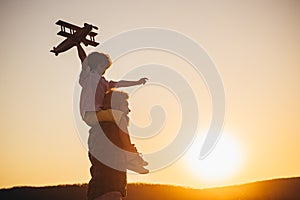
left=87, top=91, right=133, bottom=200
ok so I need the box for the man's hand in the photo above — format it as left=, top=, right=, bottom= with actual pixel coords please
left=138, top=77, right=148, bottom=85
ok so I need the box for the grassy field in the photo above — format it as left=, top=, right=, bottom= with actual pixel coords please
left=1, top=177, right=299, bottom=200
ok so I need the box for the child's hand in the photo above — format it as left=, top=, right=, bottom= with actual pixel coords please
left=138, top=77, right=148, bottom=85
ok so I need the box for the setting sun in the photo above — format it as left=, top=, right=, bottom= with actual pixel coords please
left=185, top=133, right=242, bottom=182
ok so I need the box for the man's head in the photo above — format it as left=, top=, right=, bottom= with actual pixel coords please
left=103, top=91, right=131, bottom=114
left=87, top=52, right=112, bottom=75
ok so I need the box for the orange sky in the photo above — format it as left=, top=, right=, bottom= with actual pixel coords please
left=0, top=0, right=299, bottom=189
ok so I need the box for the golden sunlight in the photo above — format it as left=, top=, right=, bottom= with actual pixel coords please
left=185, top=133, right=242, bottom=182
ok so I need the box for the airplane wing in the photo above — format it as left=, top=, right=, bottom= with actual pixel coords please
left=56, top=20, right=81, bottom=31
left=57, top=31, right=73, bottom=38
left=84, top=31, right=99, bottom=46
left=82, top=38, right=99, bottom=47
left=88, top=32, right=98, bottom=37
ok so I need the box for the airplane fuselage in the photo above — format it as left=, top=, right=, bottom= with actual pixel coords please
left=51, top=25, right=93, bottom=56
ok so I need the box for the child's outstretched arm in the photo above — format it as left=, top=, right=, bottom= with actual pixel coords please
left=115, top=78, right=148, bottom=88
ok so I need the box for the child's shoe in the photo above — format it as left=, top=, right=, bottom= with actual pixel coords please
left=127, top=162, right=149, bottom=174
left=127, top=153, right=149, bottom=174
left=128, top=153, right=148, bottom=166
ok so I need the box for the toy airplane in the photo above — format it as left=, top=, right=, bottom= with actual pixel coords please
left=50, top=20, right=99, bottom=56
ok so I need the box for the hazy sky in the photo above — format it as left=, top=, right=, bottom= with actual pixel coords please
left=0, top=0, right=299, bottom=189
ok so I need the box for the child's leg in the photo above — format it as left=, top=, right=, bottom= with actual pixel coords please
left=96, top=109, right=124, bottom=124
left=118, top=117, right=148, bottom=168
left=120, top=128, right=149, bottom=173
left=117, top=116, right=136, bottom=152
left=84, top=109, right=124, bottom=126
left=119, top=129, right=136, bottom=153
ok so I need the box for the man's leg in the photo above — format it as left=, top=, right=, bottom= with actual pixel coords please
left=93, top=192, right=122, bottom=200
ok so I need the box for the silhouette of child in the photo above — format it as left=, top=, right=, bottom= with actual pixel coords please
left=76, top=43, right=148, bottom=174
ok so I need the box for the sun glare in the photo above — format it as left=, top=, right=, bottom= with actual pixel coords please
left=185, top=133, right=242, bottom=182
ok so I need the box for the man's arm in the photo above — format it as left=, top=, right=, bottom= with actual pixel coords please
left=115, top=78, right=148, bottom=88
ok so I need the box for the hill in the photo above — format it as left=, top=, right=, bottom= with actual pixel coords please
left=1, top=177, right=299, bottom=200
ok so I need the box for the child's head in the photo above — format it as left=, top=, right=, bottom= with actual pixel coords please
left=87, top=52, right=112, bottom=75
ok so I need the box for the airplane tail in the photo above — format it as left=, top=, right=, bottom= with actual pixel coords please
left=50, top=47, right=59, bottom=56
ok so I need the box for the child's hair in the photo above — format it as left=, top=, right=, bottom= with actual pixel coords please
left=87, top=52, right=112, bottom=70
left=103, top=90, right=129, bottom=110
